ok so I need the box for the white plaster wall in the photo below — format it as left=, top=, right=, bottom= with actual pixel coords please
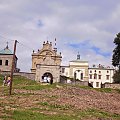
left=89, top=68, right=114, bottom=88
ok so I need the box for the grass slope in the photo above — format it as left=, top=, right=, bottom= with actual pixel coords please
left=0, top=74, right=120, bottom=120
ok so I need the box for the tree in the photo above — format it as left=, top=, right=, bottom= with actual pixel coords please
left=112, top=32, right=120, bottom=83
left=113, top=71, right=120, bottom=83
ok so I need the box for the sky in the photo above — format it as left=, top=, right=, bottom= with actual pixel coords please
left=0, top=0, right=120, bottom=72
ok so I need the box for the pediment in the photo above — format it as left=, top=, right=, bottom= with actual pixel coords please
left=38, top=50, right=54, bottom=56
left=43, top=56, right=55, bottom=65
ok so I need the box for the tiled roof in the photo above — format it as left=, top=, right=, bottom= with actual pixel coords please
left=0, top=45, right=13, bottom=54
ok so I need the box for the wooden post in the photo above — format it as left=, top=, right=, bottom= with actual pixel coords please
left=9, top=40, right=17, bottom=95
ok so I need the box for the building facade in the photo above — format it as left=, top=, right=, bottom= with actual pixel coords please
left=0, top=44, right=19, bottom=72
left=61, top=54, right=114, bottom=88
left=31, top=41, right=62, bottom=83
left=61, top=53, right=89, bottom=82
left=31, top=41, right=114, bottom=88
left=89, top=64, right=114, bottom=88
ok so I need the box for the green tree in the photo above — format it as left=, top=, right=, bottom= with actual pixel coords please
left=112, top=32, right=120, bottom=83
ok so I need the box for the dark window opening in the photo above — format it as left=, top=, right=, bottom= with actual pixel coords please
left=106, top=75, right=109, bottom=80
left=5, top=60, right=8, bottom=66
left=62, top=68, right=65, bottom=73
left=94, top=73, right=97, bottom=79
left=96, top=82, right=99, bottom=87
left=89, top=74, right=92, bottom=79
left=74, top=72, right=76, bottom=79
left=98, top=75, right=101, bottom=79
left=81, top=73, right=83, bottom=80
left=0, top=60, right=2, bottom=65
left=91, top=82, right=93, bottom=86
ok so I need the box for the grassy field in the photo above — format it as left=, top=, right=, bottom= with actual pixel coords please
left=0, top=74, right=120, bottom=120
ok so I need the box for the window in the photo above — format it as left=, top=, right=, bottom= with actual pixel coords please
left=98, top=75, right=101, bottom=79
left=99, top=71, right=101, bottom=73
left=89, top=74, right=92, bottom=79
left=0, top=60, right=2, bottom=65
left=106, top=75, right=109, bottom=80
left=74, top=72, right=76, bottom=79
left=95, top=70, right=96, bottom=72
left=107, top=70, right=109, bottom=73
left=94, top=73, right=97, bottom=79
left=62, top=68, right=65, bottom=73
left=5, top=60, right=8, bottom=66
left=96, top=82, right=99, bottom=87
left=90, top=70, right=92, bottom=73
left=81, top=73, right=83, bottom=80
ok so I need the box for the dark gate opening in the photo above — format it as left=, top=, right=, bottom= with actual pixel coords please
left=42, top=72, right=53, bottom=84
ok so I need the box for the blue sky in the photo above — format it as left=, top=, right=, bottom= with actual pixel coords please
left=0, top=0, right=120, bottom=71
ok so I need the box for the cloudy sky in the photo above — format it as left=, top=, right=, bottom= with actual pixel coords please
left=0, top=0, right=120, bottom=72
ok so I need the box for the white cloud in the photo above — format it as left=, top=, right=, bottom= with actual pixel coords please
left=0, top=0, right=119, bottom=72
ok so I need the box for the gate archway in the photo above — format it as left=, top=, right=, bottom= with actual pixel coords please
left=74, top=70, right=83, bottom=80
left=42, top=72, right=53, bottom=84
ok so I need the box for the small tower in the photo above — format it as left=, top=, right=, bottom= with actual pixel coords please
left=54, top=38, right=57, bottom=52
left=77, top=52, right=80, bottom=60
left=6, top=42, right=9, bottom=49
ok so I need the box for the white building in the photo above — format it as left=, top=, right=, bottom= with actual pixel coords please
left=61, top=53, right=89, bottom=82
left=61, top=53, right=115, bottom=88
left=31, top=40, right=115, bottom=88
left=89, top=64, right=114, bottom=88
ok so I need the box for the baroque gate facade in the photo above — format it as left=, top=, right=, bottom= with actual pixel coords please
left=31, top=40, right=62, bottom=83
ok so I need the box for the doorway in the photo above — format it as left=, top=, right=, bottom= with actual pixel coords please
left=42, top=72, right=53, bottom=84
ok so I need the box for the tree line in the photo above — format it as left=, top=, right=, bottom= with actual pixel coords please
left=112, top=32, right=120, bottom=83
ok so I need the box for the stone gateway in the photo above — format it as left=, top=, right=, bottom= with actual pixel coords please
left=31, top=40, right=62, bottom=83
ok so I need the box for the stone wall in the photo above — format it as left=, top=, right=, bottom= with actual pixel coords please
left=14, top=72, right=35, bottom=80
left=60, top=77, right=88, bottom=86
left=35, top=65, right=60, bottom=83
left=104, top=83, right=120, bottom=89
left=0, top=71, right=35, bottom=80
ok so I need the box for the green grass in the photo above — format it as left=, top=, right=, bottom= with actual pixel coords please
left=0, top=74, right=4, bottom=85
left=0, top=75, right=120, bottom=120
left=0, top=75, right=37, bottom=86
left=39, top=102, right=73, bottom=110
left=13, top=76, right=37, bottom=86
left=11, top=110, right=77, bottom=120
left=77, top=84, right=120, bottom=94
left=19, top=84, right=56, bottom=90
left=93, top=88, right=120, bottom=94
left=94, top=88, right=112, bottom=93
left=79, top=108, right=120, bottom=120
left=115, top=89, right=120, bottom=93
left=2, top=108, right=120, bottom=120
